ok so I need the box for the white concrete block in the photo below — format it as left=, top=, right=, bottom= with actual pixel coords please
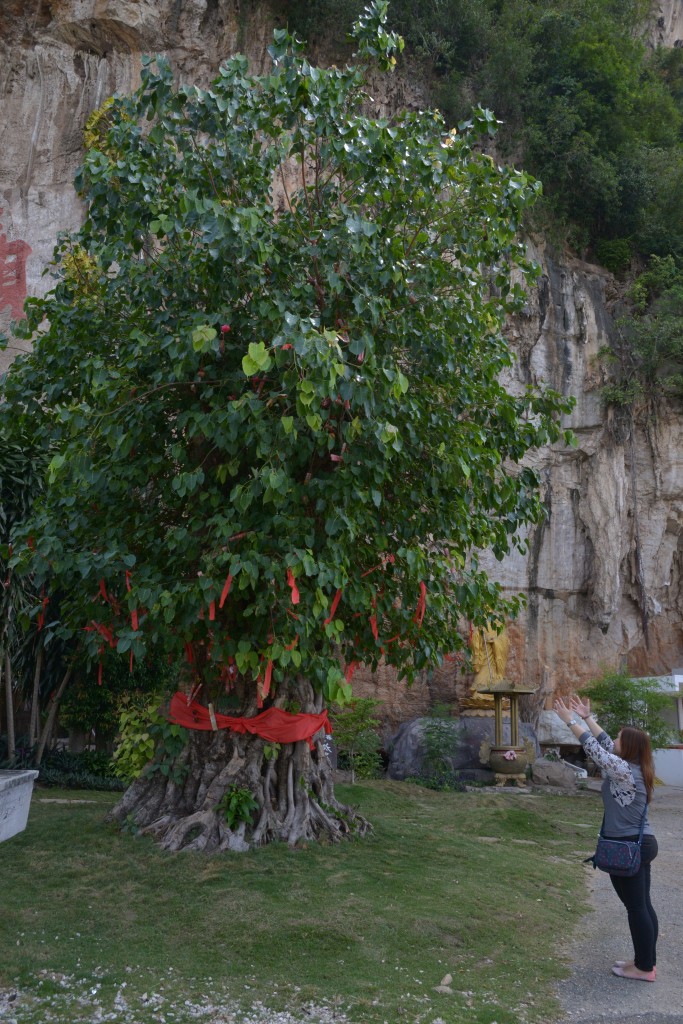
left=0, top=770, right=39, bottom=843
left=654, top=748, right=683, bottom=787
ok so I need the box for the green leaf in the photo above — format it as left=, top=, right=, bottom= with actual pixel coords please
left=241, top=342, right=272, bottom=376
left=192, top=325, right=217, bottom=353
left=47, top=454, right=66, bottom=483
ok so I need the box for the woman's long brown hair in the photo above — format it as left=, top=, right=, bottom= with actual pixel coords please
left=619, top=726, right=655, bottom=802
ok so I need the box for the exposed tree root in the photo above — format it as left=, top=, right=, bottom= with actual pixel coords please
left=108, top=679, right=371, bottom=851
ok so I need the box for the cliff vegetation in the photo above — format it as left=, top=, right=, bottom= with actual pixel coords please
left=285, top=0, right=683, bottom=267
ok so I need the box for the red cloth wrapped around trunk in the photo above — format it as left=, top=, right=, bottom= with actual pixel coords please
left=168, top=691, right=331, bottom=749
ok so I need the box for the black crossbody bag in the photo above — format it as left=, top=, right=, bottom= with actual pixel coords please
left=584, top=808, right=647, bottom=877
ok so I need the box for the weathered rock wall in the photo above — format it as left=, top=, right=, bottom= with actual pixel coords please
left=649, top=0, right=683, bottom=47
left=3, top=0, right=683, bottom=730
left=479, top=243, right=683, bottom=699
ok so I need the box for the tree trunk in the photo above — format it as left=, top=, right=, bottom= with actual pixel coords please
left=35, top=665, right=73, bottom=766
left=4, top=650, right=16, bottom=761
left=108, top=678, right=371, bottom=852
left=29, top=644, right=44, bottom=747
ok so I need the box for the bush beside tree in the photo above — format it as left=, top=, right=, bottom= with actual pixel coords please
left=579, top=669, right=676, bottom=750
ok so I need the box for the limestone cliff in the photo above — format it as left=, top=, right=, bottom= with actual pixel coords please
left=2, top=0, right=683, bottom=731
left=649, top=0, right=683, bottom=47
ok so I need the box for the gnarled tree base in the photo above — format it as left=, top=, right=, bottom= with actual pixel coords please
left=107, top=681, right=371, bottom=851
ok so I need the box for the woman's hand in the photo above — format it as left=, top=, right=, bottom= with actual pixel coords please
left=570, top=696, right=591, bottom=719
left=553, top=698, right=574, bottom=725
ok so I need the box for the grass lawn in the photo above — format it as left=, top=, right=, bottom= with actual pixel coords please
left=0, top=780, right=601, bottom=1024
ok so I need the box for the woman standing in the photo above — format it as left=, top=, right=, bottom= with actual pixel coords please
left=554, top=696, right=658, bottom=982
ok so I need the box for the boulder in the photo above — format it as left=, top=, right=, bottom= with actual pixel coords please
left=532, top=758, right=579, bottom=789
left=536, top=711, right=583, bottom=746
left=387, top=716, right=539, bottom=780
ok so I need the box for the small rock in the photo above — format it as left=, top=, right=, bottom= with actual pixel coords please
left=440, top=974, right=453, bottom=986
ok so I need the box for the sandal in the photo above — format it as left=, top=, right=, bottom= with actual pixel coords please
left=612, top=965, right=656, bottom=982
left=613, top=960, right=656, bottom=977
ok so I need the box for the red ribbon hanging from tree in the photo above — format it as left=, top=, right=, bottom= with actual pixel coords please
left=125, top=570, right=139, bottom=630
left=413, top=581, right=427, bottom=627
left=37, top=592, right=49, bottom=631
left=262, top=659, right=273, bottom=700
left=219, top=572, right=233, bottom=608
left=345, top=661, right=359, bottom=683
left=287, top=568, right=300, bottom=605
left=369, top=594, right=379, bottom=641
left=86, top=621, right=116, bottom=647
left=323, top=588, right=342, bottom=626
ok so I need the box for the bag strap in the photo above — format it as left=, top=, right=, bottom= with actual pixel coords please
left=637, top=804, right=647, bottom=843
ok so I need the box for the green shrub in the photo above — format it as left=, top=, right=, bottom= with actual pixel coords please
left=336, top=746, right=384, bottom=780
left=579, top=670, right=676, bottom=750
left=595, top=238, right=633, bottom=276
left=602, top=257, right=683, bottom=407
left=112, top=695, right=188, bottom=783
left=417, top=706, right=464, bottom=791
left=329, top=698, right=383, bottom=782
left=37, top=749, right=125, bottom=791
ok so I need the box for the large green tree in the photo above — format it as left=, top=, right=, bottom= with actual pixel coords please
left=0, top=3, right=572, bottom=850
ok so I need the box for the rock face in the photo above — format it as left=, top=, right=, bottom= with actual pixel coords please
left=649, top=0, right=683, bottom=47
left=3, top=1, right=683, bottom=727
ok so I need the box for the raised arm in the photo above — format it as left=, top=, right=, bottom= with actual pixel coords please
left=570, top=697, right=613, bottom=751
left=554, top=698, right=635, bottom=806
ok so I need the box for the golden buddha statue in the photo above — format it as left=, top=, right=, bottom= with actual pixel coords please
left=461, top=622, right=510, bottom=712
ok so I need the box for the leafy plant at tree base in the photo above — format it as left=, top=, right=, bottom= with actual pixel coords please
left=329, top=697, right=382, bottom=782
left=579, top=670, right=676, bottom=750
left=112, top=695, right=188, bottom=783
left=0, top=2, right=573, bottom=850
left=217, top=786, right=260, bottom=830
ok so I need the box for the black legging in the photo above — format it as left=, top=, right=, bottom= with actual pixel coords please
left=608, top=833, right=658, bottom=971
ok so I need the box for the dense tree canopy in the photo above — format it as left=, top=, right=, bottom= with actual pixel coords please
left=1, top=2, right=572, bottom=716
